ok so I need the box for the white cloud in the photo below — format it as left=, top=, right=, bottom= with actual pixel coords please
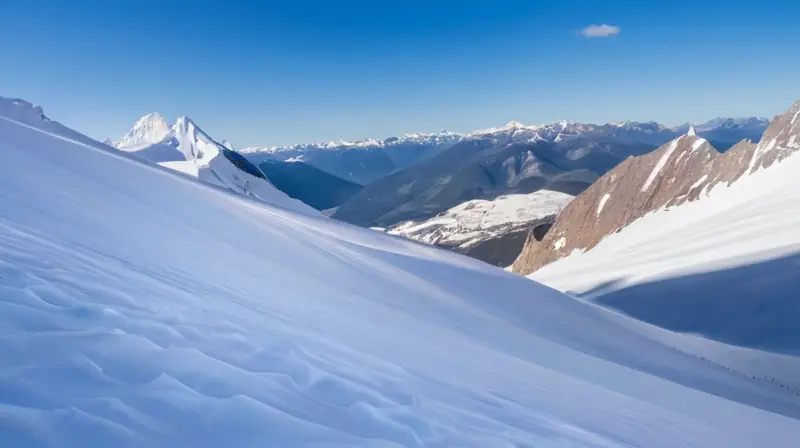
left=580, top=24, right=621, bottom=38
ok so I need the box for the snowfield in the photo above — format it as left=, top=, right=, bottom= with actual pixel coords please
left=1, top=98, right=799, bottom=447
left=388, top=190, right=573, bottom=250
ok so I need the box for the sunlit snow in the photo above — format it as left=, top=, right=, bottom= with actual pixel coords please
left=1, top=98, right=799, bottom=447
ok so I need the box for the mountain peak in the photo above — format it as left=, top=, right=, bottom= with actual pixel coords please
left=115, top=112, right=171, bottom=150
left=687, top=125, right=697, bottom=136
left=136, top=112, right=167, bottom=124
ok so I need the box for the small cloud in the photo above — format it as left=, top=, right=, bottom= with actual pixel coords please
left=580, top=24, right=621, bottom=38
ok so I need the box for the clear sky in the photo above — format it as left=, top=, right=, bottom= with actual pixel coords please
left=1, top=0, right=799, bottom=147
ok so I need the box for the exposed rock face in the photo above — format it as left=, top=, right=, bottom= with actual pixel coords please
left=513, top=100, right=800, bottom=275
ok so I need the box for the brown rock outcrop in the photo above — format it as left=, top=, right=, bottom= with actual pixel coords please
left=513, top=99, right=800, bottom=275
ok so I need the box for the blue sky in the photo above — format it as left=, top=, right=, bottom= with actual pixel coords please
left=1, top=0, right=798, bottom=147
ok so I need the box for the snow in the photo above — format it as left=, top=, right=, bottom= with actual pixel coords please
left=642, top=136, right=683, bottom=192
left=113, top=113, right=171, bottom=151
left=689, top=174, right=709, bottom=191
left=241, top=131, right=463, bottom=154
left=554, top=236, right=567, bottom=250
left=111, top=113, right=317, bottom=217
left=749, top=137, right=778, bottom=172
left=691, top=137, right=707, bottom=152
left=158, top=160, right=200, bottom=177
left=437, top=191, right=571, bottom=229
left=2, top=98, right=800, bottom=447
left=596, top=193, right=611, bottom=216
left=687, top=125, right=696, bottom=136
left=533, top=148, right=800, bottom=355
left=792, top=110, right=799, bottom=124
left=388, top=191, right=573, bottom=249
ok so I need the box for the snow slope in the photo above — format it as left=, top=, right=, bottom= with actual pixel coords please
left=533, top=149, right=800, bottom=354
left=389, top=190, right=573, bottom=250
left=112, top=113, right=317, bottom=216
left=1, top=99, right=800, bottom=447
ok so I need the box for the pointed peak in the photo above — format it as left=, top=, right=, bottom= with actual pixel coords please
left=134, top=112, right=168, bottom=127
left=505, top=121, right=524, bottom=128
left=115, top=112, right=171, bottom=149
left=687, top=125, right=696, bottom=137
left=172, top=116, right=201, bottom=137
left=174, top=115, right=194, bottom=127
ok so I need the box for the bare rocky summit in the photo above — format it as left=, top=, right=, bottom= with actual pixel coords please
left=513, top=99, right=800, bottom=275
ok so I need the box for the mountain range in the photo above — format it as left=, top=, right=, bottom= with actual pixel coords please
left=1, top=95, right=799, bottom=447
left=108, top=110, right=770, bottom=266
left=330, top=117, right=768, bottom=228
left=240, top=131, right=462, bottom=185
left=241, top=117, right=768, bottom=186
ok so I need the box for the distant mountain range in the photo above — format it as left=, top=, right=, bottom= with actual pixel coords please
left=240, top=132, right=462, bottom=185
left=329, top=117, right=769, bottom=228
left=240, top=117, right=768, bottom=187
left=106, top=111, right=771, bottom=267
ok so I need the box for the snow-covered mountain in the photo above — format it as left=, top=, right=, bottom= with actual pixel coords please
left=112, top=113, right=317, bottom=216
left=386, top=190, right=573, bottom=266
left=332, top=128, right=653, bottom=228
left=694, top=116, right=771, bottom=132
left=468, top=119, right=677, bottom=147
left=673, top=116, right=770, bottom=147
left=532, top=113, right=800, bottom=353
left=514, top=100, right=800, bottom=276
left=113, top=112, right=171, bottom=151
left=331, top=116, right=769, bottom=228
left=2, top=96, right=799, bottom=447
left=241, top=131, right=463, bottom=185
left=241, top=117, right=767, bottom=190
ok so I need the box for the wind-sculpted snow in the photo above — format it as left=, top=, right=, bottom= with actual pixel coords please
left=1, top=99, right=799, bottom=447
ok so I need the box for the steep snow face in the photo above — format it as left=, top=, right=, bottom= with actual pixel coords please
left=534, top=149, right=800, bottom=353
left=113, top=113, right=171, bottom=150
left=112, top=113, right=317, bottom=216
left=2, top=98, right=800, bottom=446
left=388, top=190, right=573, bottom=250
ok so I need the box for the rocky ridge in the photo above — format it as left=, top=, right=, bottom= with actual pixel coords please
left=513, top=100, right=800, bottom=275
